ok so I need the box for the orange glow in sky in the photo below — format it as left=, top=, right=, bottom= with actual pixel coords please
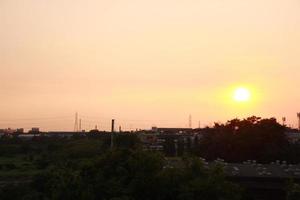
left=0, top=0, right=300, bottom=131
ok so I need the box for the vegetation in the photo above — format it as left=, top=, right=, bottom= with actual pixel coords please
left=0, top=116, right=300, bottom=199
left=0, top=150, right=242, bottom=200
left=191, top=116, right=299, bottom=163
left=0, top=133, right=243, bottom=200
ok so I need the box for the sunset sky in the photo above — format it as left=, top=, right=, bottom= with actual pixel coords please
left=1, top=0, right=300, bottom=131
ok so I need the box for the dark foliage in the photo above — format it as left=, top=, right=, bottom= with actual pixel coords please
left=192, top=116, right=290, bottom=163
left=30, top=150, right=242, bottom=200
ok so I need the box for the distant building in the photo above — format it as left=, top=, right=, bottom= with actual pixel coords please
left=0, top=128, right=17, bottom=134
left=29, top=127, right=40, bottom=134
left=16, top=128, right=24, bottom=134
left=139, top=132, right=158, bottom=144
left=151, top=127, right=193, bottom=134
left=138, top=131, right=164, bottom=151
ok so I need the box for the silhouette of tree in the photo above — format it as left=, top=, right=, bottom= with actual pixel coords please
left=194, top=116, right=288, bottom=163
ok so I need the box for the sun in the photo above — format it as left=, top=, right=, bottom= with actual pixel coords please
left=233, top=87, right=251, bottom=102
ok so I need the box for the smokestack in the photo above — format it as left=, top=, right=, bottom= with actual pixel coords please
left=111, top=119, right=115, bottom=149
left=111, top=119, right=115, bottom=133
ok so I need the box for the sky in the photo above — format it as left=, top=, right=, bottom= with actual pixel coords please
left=0, top=0, right=300, bottom=131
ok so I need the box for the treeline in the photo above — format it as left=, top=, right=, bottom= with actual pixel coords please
left=191, top=116, right=300, bottom=163
left=0, top=149, right=242, bottom=200
left=160, top=116, right=300, bottom=163
left=1, top=145, right=300, bottom=200
left=0, top=134, right=243, bottom=200
left=1, top=123, right=300, bottom=199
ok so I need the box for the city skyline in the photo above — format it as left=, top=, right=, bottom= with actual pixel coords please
left=1, top=112, right=300, bottom=132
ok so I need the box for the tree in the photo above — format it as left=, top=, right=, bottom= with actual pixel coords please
left=32, top=149, right=242, bottom=200
left=194, top=116, right=288, bottom=163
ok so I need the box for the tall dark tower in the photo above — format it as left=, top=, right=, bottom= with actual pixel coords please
left=111, top=119, right=115, bottom=149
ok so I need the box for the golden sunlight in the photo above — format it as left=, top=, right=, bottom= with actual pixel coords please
left=233, top=87, right=251, bottom=102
